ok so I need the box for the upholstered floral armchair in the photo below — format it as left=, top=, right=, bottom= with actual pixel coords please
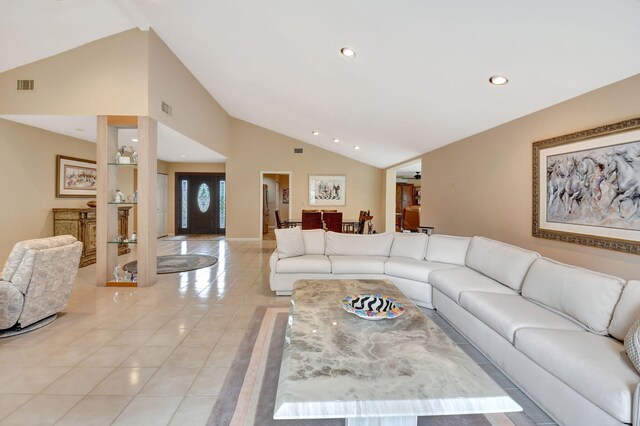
left=0, top=235, right=82, bottom=334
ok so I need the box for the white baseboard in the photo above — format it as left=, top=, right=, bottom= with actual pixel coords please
left=225, top=237, right=261, bottom=241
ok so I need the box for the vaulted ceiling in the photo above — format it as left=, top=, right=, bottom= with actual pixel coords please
left=2, top=0, right=640, bottom=168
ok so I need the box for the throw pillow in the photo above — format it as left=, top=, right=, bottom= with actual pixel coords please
left=624, top=317, right=640, bottom=373
left=275, top=227, right=305, bottom=259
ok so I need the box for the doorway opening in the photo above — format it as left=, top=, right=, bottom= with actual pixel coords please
left=384, top=160, right=421, bottom=232
left=175, top=173, right=226, bottom=235
left=260, top=172, right=292, bottom=240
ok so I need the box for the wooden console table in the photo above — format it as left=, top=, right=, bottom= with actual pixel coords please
left=53, top=207, right=131, bottom=267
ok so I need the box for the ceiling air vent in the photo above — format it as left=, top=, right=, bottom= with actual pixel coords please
left=161, top=101, right=172, bottom=116
left=294, top=148, right=303, bottom=154
left=16, top=80, right=34, bottom=91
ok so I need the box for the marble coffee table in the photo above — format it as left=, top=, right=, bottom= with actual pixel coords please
left=273, top=279, right=522, bottom=426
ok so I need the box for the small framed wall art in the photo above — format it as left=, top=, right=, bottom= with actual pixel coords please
left=309, top=175, right=346, bottom=206
left=56, top=155, right=97, bottom=198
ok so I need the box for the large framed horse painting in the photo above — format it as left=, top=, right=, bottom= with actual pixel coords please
left=533, top=117, right=640, bottom=254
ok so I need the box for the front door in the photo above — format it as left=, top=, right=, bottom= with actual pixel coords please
left=176, top=173, right=225, bottom=234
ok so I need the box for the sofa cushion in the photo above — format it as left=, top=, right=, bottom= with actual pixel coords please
left=459, top=292, right=584, bottom=343
left=610, top=280, right=640, bottom=341
left=275, top=227, right=305, bottom=259
left=302, top=229, right=326, bottom=255
left=330, top=256, right=388, bottom=275
left=2, top=235, right=77, bottom=282
left=424, top=235, right=470, bottom=266
left=624, top=317, right=640, bottom=374
left=385, top=258, right=459, bottom=283
left=465, top=236, right=539, bottom=292
left=429, top=267, right=517, bottom=304
left=325, top=232, right=394, bottom=257
left=275, top=255, right=331, bottom=274
left=389, top=233, right=428, bottom=260
left=515, top=328, right=639, bottom=423
left=521, top=258, right=625, bottom=335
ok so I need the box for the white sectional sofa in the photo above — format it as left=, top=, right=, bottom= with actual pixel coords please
left=269, top=230, right=640, bottom=426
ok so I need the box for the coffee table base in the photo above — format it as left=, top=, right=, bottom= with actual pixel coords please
left=346, top=416, right=417, bottom=426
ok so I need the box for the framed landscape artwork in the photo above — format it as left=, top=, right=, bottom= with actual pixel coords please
left=532, top=117, right=640, bottom=254
left=56, top=155, right=97, bottom=198
left=309, top=175, right=346, bottom=206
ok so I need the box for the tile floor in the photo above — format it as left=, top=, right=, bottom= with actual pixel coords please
left=0, top=238, right=555, bottom=425
left=0, top=238, right=287, bottom=425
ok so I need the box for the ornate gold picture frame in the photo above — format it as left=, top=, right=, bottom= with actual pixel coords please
left=532, top=117, right=640, bottom=255
left=56, top=155, right=97, bottom=198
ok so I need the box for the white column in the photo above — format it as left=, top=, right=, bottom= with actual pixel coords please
left=136, top=116, right=158, bottom=287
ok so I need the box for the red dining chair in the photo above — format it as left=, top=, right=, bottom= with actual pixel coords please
left=302, top=211, right=322, bottom=230
left=323, top=211, right=343, bottom=233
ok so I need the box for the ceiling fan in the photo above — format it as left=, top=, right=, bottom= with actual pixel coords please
left=413, top=171, right=421, bottom=180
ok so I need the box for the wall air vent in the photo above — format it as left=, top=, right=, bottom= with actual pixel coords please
left=294, top=148, right=303, bottom=154
left=16, top=80, right=34, bottom=91
left=161, top=101, right=172, bottom=116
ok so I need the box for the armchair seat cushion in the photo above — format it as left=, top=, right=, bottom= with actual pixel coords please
left=330, top=256, right=388, bottom=275
left=459, top=292, right=584, bottom=343
left=385, top=258, right=459, bottom=283
left=515, top=328, right=639, bottom=423
left=429, top=267, right=517, bottom=304
left=276, top=255, right=331, bottom=274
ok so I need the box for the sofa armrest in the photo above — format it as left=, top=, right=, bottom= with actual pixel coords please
left=269, top=250, right=279, bottom=273
left=0, top=280, right=24, bottom=330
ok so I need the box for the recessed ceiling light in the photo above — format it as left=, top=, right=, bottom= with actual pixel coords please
left=131, top=138, right=138, bottom=142
left=489, top=75, right=508, bottom=85
left=312, top=131, right=319, bottom=136
left=340, top=47, right=356, bottom=58
left=354, top=145, right=360, bottom=150
left=333, top=138, right=340, bottom=143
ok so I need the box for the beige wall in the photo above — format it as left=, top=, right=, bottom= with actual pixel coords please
left=157, top=160, right=169, bottom=174
left=0, top=29, right=148, bottom=115
left=226, top=118, right=384, bottom=239
left=0, top=118, right=97, bottom=261
left=166, top=162, right=226, bottom=235
left=148, top=30, right=231, bottom=157
left=421, top=73, right=640, bottom=280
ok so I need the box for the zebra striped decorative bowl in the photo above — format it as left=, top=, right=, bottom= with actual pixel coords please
left=342, top=294, right=405, bottom=320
